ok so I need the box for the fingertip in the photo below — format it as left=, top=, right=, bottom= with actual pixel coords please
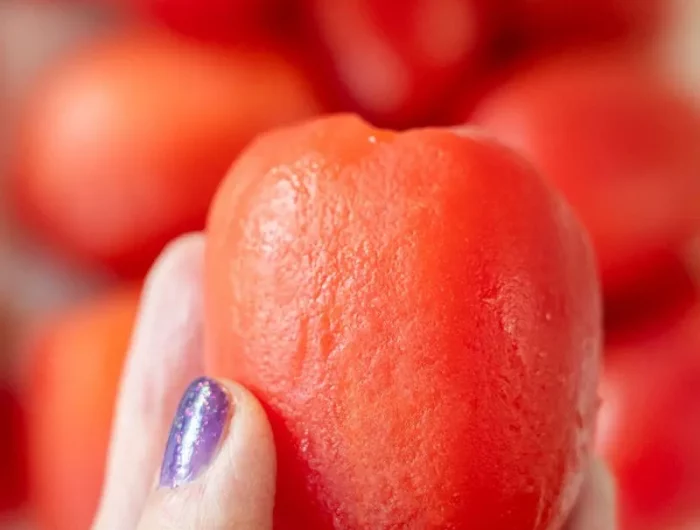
left=94, top=233, right=207, bottom=530
left=567, top=458, right=618, bottom=530
left=218, top=378, right=276, bottom=458
left=138, top=232, right=205, bottom=315
left=590, top=457, right=617, bottom=508
left=210, top=378, right=277, bottom=509
left=137, top=377, right=275, bottom=530
left=129, top=232, right=206, bottom=359
left=217, top=378, right=277, bottom=499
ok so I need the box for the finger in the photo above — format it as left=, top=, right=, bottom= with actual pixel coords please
left=566, top=458, right=617, bottom=530
left=93, top=233, right=206, bottom=530
left=136, top=378, right=276, bottom=530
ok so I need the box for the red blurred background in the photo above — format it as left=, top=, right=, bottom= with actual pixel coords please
left=1, top=1, right=699, bottom=529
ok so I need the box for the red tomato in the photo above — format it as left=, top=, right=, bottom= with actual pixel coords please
left=599, top=303, right=700, bottom=529
left=304, top=0, right=491, bottom=127
left=0, top=384, right=28, bottom=513
left=25, top=286, right=141, bottom=530
left=472, top=52, right=700, bottom=298
left=127, top=0, right=277, bottom=42
left=500, top=0, right=662, bottom=44
left=205, top=115, right=602, bottom=529
left=604, top=252, right=697, bottom=343
left=13, top=30, right=321, bottom=277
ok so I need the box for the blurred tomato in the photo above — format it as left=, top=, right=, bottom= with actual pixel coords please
left=500, top=0, right=662, bottom=45
left=25, top=286, right=140, bottom=530
left=472, top=52, right=700, bottom=297
left=599, top=303, right=700, bottom=530
left=604, top=253, right=697, bottom=343
left=127, top=0, right=278, bottom=42
left=13, top=30, right=321, bottom=277
left=0, top=384, right=28, bottom=513
left=305, top=0, right=490, bottom=127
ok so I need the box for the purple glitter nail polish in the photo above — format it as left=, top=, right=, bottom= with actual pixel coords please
left=159, top=377, right=232, bottom=488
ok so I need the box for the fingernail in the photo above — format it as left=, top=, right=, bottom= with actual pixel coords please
left=159, top=377, right=233, bottom=488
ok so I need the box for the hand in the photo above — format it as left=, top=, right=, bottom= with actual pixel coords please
left=91, top=234, right=616, bottom=530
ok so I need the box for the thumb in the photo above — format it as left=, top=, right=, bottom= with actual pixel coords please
left=137, top=377, right=276, bottom=530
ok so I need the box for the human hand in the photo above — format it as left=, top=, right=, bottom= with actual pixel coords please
left=91, top=234, right=616, bottom=530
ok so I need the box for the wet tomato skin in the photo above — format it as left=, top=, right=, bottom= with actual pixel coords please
left=204, top=115, right=602, bottom=530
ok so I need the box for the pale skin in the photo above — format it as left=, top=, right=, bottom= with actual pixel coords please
left=91, top=234, right=617, bottom=530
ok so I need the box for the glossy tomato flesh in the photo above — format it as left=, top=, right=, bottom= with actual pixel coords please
left=204, top=115, right=602, bottom=530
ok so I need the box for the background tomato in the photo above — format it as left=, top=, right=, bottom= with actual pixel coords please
left=599, top=303, right=700, bottom=530
left=1, top=1, right=699, bottom=529
left=205, top=115, right=602, bottom=530
left=0, top=385, right=28, bottom=514
left=499, top=0, right=662, bottom=46
left=303, top=0, right=491, bottom=127
left=603, top=253, right=698, bottom=344
left=126, top=0, right=281, bottom=42
left=24, top=286, right=140, bottom=530
left=472, top=51, right=700, bottom=299
left=12, top=29, right=321, bottom=277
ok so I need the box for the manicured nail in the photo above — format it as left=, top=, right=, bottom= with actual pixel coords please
left=159, top=377, right=232, bottom=488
